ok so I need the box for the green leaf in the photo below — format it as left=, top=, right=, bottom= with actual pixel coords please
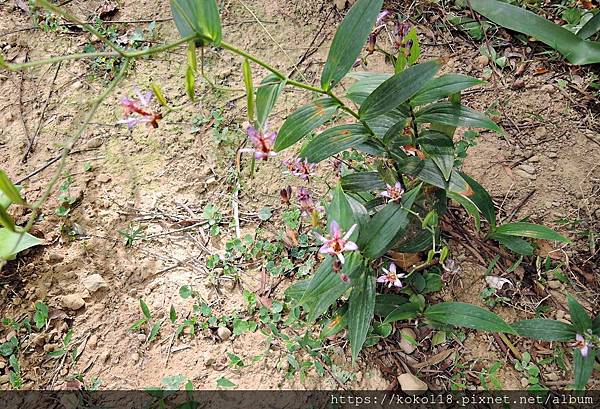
left=573, top=348, right=595, bottom=390
left=415, top=102, right=501, bottom=133
left=460, top=172, right=496, bottom=228
left=298, top=256, right=358, bottom=321
left=410, top=74, right=483, bottom=106
left=567, top=295, right=592, bottom=334
left=471, top=0, right=600, bottom=65
left=359, top=60, right=440, bottom=120
left=593, top=315, right=600, bottom=336
left=139, top=299, right=151, bottom=320
left=216, top=376, right=237, bottom=389
left=425, top=302, right=515, bottom=334
left=328, top=184, right=354, bottom=234
left=34, top=301, right=49, bottom=330
left=491, top=233, right=534, bottom=255
left=48, top=349, right=66, bottom=358
left=320, top=0, right=383, bottom=90
left=447, top=191, right=480, bottom=231
left=255, top=74, right=286, bottom=130
left=179, top=285, right=192, bottom=299
left=0, top=207, right=15, bottom=231
left=374, top=294, right=408, bottom=317
left=299, top=124, right=370, bottom=163
left=242, top=59, right=254, bottom=122
left=383, top=303, right=421, bottom=324
left=494, top=222, right=570, bottom=243
left=169, top=305, right=177, bottom=323
left=347, top=268, right=375, bottom=363
left=340, top=172, right=386, bottom=193
left=578, top=12, right=600, bottom=40
left=0, top=229, right=42, bottom=261
left=148, top=320, right=163, bottom=343
left=274, top=98, right=338, bottom=151
left=511, top=319, right=576, bottom=341
left=358, top=185, right=420, bottom=259
left=170, top=0, right=222, bottom=46
left=418, top=131, right=454, bottom=181
left=0, top=171, right=24, bottom=205
left=346, top=72, right=391, bottom=104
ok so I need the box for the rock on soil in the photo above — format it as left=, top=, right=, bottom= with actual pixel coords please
left=81, top=274, right=108, bottom=292
left=398, top=373, right=428, bottom=394
left=61, top=294, right=85, bottom=310
left=217, top=327, right=231, bottom=341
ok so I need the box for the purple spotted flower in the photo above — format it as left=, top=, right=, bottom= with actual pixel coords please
left=117, top=87, right=161, bottom=129
left=314, top=220, right=358, bottom=264
left=283, top=158, right=317, bottom=181
left=377, top=263, right=406, bottom=288
left=574, top=334, right=591, bottom=357
left=380, top=182, right=404, bottom=202
left=240, top=125, right=277, bottom=160
left=297, top=187, right=323, bottom=217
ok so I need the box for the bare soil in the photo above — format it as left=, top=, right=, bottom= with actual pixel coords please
left=0, top=0, right=598, bottom=391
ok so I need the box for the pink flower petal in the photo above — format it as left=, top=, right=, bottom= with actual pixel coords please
left=343, top=223, right=357, bottom=240
left=313, top=232, right=327, bottom=243
left=330, top=220, right=341, bottom=238
left=344, top=241, right=358, bottom=251
left=388, top=263, right=396, bottom=274
left=377, top=275, right=387, bottom=283
left=581, top=344, right=589, bottom=357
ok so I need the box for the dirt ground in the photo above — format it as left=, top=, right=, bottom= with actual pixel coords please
left=0, top=0, right=598, bottom=391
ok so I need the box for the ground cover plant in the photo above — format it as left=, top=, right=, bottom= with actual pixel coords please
left=0, top=0, right=598, bottom=393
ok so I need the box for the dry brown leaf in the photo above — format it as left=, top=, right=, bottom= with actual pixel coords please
left=388, top=251, right=422, bottom=270
left=412, top=348, right=455, bottom=369
left=536, top=239, right=564, bottom=260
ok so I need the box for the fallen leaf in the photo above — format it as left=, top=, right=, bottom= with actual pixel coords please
left=388, top=251, right=422, bottom=270
left=485, top=275, right=512, bottom=290
left=412, top=348, right=455, bottom=369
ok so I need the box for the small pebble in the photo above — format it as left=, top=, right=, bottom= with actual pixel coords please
left=217, top=327, right=231, bottom=342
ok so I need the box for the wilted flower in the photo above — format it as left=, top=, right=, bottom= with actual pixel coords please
left=117, top=87, right=161, bottom=129
left=401, top=144, right=426, bottom=160
left=280, top=186, right=292, bottom=205
left=377, top=263, right=406, bottom=288
left=340, top=273, right=350, bottom=282
left=314, top=220, right=358, bottom=264
left=376, top=10, right=391, bottom=26
left=380, top=182, right=404, bottom=202
left=240, top=125, right=277, bottom=160
left=573, top=333, right=591, bottom=357
left=283, top=158, right=317, bottom=181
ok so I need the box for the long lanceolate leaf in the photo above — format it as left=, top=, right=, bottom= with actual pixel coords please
left=255, top=74, right=286, bottom=130
left=410, top=74, right=483, bottom=107
left=578, top=12, right=600, bottom=40
left=425, top=302, right=515, bottom=334
left=358, top=185, right=421, bottom=259
left=573, top=348, right=596, bottom=390
left=359, top=61, right=440, bottom=120
left=274, top=98, right=338, bottom=151
left=494, top=222, right=570, bottom=243
left=321, top=0, right=383, bottom=90
left=471, top=0, right=600, bottom=65
left=170, top=0, right=222, bottom=45
left=0, top=229, right=42, bottom=261
left=347, top=267, right=375, bottom=363
left=300, top=124, right=370, bottom=163
left=511, top=319, right=576, bottom=341
left=415, top=102, right=501, bottom=133
left=0, top=171, right=24, bottom=206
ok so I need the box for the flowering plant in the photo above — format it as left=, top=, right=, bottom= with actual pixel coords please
left=0, top=0, right=596, bottom=389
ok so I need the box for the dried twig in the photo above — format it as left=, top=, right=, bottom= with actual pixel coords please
left=22, top=62, right=62, bottom=163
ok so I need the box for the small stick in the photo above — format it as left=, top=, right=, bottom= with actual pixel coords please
left=22, top=62, right=62, bottom=163
left=504, top=189, right=536, bottom=223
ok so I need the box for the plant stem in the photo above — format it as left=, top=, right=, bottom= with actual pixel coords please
left=4, top=35, right=196, bottom=72
left=219, top=41, right=364, bottom=121
left=36, top=0, right=126, bottom=56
